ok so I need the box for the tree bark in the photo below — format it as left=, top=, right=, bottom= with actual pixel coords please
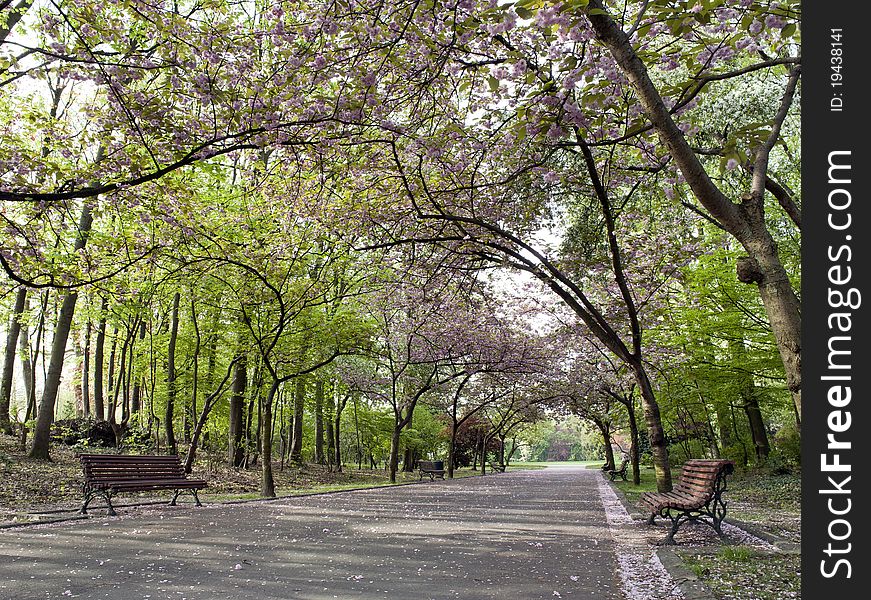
left=260, top=379, right=279, bottom=497
left=289, top=375, right=305, bottom=464
left=632, top=361, right=672, bottom=491
left=93, top=299, right=107, bottom=421
left=314, top=378, right=325, bottom=464
left=131, top=320, right=145, bottom=416
left=165, top=292, right=180, bottom=454
left=29, top=205, right=94, bottom=459
left=228, top=354, right=247, bottom=468
left=334, top=391, right=348, bottom=472
left=82, top=321, right=91, bottom=418
left=0, top=287, right=27, bottom=434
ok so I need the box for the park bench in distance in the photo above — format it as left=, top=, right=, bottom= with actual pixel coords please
left=488, top=461, right=506, bottom=473
left=79, top=453, right=207, bottom=516
left=640, top=458, right=734, bottom=545
left=417, top=460, right=446, bottom=481
left=606, top=457, right=629, bottom=481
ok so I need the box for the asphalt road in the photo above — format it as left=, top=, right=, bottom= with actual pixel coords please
left=0, top=466, right=621, bottom=600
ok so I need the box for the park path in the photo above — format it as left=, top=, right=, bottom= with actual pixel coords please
left=0, top=467, right=626, bottom=600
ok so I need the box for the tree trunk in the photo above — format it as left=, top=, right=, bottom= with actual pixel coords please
left=402, top=409, right=415, bottom=472
left=106, top=328, right=118, bottom=423
left=289, top=375, right=305, bottom=464
left=260, top=379, right=279, bottom=497
left=131, top=321, right=145, bottom=416
left=228, top=355, right=247, bottom=468
left=334, top=391, right=347, bottom=472
left=597, top=421, right=615, bottom=472
left=73, top=332, right=84, bottom=417
left=82, top=321, right=91, bottom=418
left=314, top=379, right=325, bottom=465
left=743, top=390, right=770, bottom=461
left=388, top=420, right=402, bottom=483
left=0, top=287, right=27, bottom=434
left=18, top=311, right=35, bottom=447
left=324, top=383, right=335, bottom=470
left=631, top=362, right=672, bottom=491
left=165, top=292, right=180, bottom=454
left=93, top=300, right=107, bottom=421
left=29, top=205, right=93, bottom=460
left=626, top=400, right=641, bottom=485
left=447, top=416, right=458, bottom=479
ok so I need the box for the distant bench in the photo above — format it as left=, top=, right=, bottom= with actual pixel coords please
left=488, top=462, right=506, bottom=473
left=606, top=458, right=628, bottom=481
left=79, top=453, right=207, bottom=516
left=417, top=460, right=446, bottom=481
left=640, top=458, right=734, bottom=545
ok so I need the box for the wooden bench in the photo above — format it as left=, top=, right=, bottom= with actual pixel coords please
left=640, top=458, right=734, bottom=544
left=488, top=462, right=506, bottom=473
left=79, top=453, right=207, bottom=516
left=417, top=460, right=446, bottom=481
left=607, top=457, right=629, bottom=481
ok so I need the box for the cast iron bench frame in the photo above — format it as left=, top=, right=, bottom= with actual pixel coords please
left=640, top=458, right=734, bottom=545
left=79, top=453, right=207, bottom=516
left=417, top=460, right=446, bottom=481
left=607, top=457, right=629, bottom=481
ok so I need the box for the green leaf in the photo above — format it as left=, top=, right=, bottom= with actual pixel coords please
left=487, top=75, right=500, bottom=92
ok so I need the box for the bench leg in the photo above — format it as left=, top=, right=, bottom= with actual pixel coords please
left=664, top=517, right=680, bottom=545
left=80, top=487, right=93, bottom=515
left=82, top=489, right=117, bottom=516
left=646, top=512, right=656, bottom=525
left=172, top=489, right=204, bottom=507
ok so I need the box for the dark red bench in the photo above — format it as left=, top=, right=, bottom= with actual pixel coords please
left=640, top=458, right=734, bottom=544
left=79, top=453, right=207, bottom=516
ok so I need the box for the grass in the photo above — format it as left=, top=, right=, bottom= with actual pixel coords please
left=678, top=549, right=801, bottom=600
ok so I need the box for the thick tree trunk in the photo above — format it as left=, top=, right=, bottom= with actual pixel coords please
left=598, top=421, right=615, bottom=472
left=289, top=375, right=305, bottom=464
left=29, top=205, right=93, bottom=460
left=0, top=287, right=27, bottom=434
left=165, top=292, right=180, bottom=454
left=631, top=362, right=672, bottom=491
left=228, top=355, right=247, bottom=468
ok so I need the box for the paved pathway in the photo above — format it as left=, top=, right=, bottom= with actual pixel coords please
left=0, top=467, right=623, bottom=600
